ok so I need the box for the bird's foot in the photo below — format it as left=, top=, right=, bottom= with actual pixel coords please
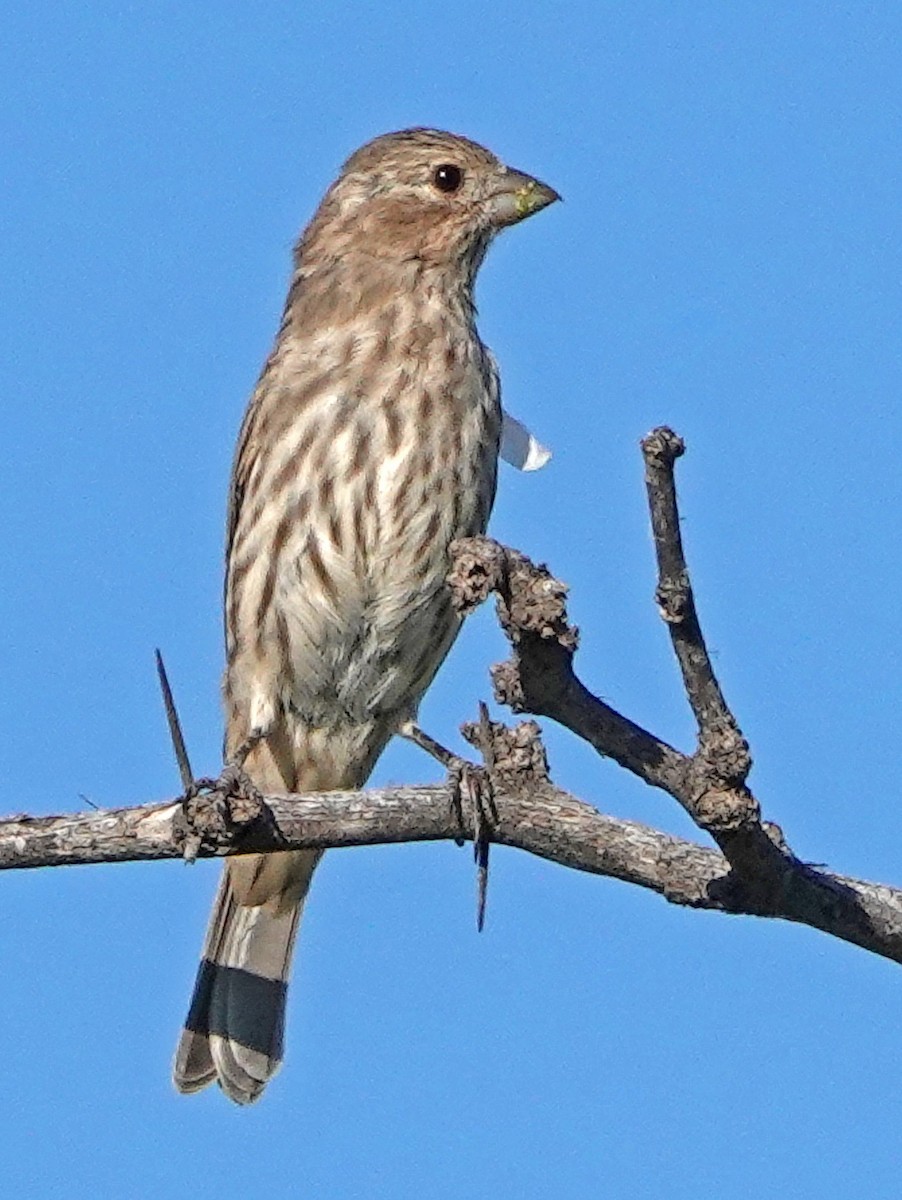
left=400, top=715, right=497, bottom=930
left=175, top=758, right=265, bottom=863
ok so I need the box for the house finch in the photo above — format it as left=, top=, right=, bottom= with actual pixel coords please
left=173, top=128, right=558, bottom=1104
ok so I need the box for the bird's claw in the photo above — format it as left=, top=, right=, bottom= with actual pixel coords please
left=175, top=760, right=265, bottom=863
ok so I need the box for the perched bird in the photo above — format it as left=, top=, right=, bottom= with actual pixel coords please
left=173, top=128, right=558, bottom=1103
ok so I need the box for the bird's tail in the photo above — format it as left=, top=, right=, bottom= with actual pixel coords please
left=173, top=847, right=319, bottom=1104
left=173, top=719, right=322, bottom=1104
left=174, top=716, right=388, bottom=1103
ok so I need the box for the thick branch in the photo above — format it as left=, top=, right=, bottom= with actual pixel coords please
left=2, top=787, right=902, bottom=965
left=449, top=539, right=690, bottom=796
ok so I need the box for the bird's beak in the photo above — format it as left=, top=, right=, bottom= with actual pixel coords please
left=490, top=167, right=561, bottom=227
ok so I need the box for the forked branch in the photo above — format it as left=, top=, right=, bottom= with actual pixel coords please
left=3, top=428, right=901, bottom=966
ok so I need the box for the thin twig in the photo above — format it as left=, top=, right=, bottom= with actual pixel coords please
left=472, top=701, right=497, bottom=932
left=155, top=650, right=194, bottom=791
left=640, top=429, right=742, bottom=745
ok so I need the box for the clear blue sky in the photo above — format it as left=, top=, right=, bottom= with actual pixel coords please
left=2, top=3, right=901, bottom=1196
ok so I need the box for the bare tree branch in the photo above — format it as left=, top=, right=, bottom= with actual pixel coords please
left=446, top=427, right=902, bottom=964
left=2, top=777, right=902, bottom=964
left=4, top=426, right=901, bottom=976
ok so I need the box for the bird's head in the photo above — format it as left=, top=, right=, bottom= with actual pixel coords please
left=297, top=128, right=559, bottom=278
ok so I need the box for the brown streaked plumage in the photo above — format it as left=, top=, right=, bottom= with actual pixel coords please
left=173, top=127, right=558, bottom=1104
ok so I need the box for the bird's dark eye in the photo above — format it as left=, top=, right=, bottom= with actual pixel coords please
left=433, top=163, right=463, bottom=193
